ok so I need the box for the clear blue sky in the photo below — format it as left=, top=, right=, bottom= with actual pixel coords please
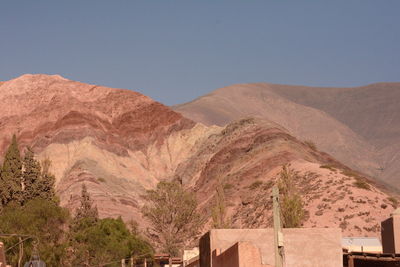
left=1, top=1, right=399, bottom=105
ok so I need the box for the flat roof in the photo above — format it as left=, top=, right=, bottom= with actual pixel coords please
left=342, top=237, right=381, bottom=247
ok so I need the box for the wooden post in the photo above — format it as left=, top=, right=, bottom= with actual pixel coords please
left=144, top=258, right=147, bottom=267
left=272, top=186, right=284, bottom=267
left=121, top=258, right=126, bottom=267
left=18, top=237, right=23, bottom=267
left=169, top=255, right=172, bottom=267
left=347, top=255, right=354, bottom=267
left=130, top=257, right=134, bottom=267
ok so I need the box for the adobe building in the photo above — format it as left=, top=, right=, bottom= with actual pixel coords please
left=198, top=228, right=343, bottom=267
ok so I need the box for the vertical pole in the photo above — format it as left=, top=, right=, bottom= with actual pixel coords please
left=18, top=237, right=23, bottom=267
left=121, top=258, right=126, bottom=267
left=169, top=255, right=172, bottom=267
left=130, top=257, right=134, bottom=267
left=272, top=186, right=284, bottom=267
left=144, top=258, right=147, bottom=267
left=347, top=255, right=354, bottom=267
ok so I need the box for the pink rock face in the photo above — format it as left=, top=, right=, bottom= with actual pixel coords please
left=0, top=74, right=195, bottom=222
left=0, top=74, right=397, bottom=237
left=0, top=74, right=194, bottom=153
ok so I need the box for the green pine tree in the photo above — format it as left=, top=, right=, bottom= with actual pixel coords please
left=38, top=158, right=57, bottom=203
left=22, top=147, right=42, bottom=203
left=1, top=134, right=23, bottom=205
left=75, top=184, right=98, bottom=222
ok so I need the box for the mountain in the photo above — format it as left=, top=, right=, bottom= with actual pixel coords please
left=0, top=74, right=202, bottom=221
left=0, top=74, right=397, bottom=237
left=176, top=118, right=396, bottom=235
left=173, top=82, right=400, bottom=190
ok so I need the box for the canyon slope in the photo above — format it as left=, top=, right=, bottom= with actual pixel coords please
left=173, top=82, right=400, bottom=190
left=0, top=74, right=397, bottom=237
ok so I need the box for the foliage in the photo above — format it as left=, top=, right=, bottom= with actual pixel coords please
left=0, top=199, right=69, bottom=266
left=0, top=136, right=154, bottom=266
left=1, top=134, right=23, bottom=205
left=74, top=184, right=98, bottom=223
left=68, top=217, right=153, bottom=267
left=68, top=185, right=152, bottom=266
left=212, top=180, right=230, bottom=229
left=37, top=158, right=57, bottom=203
left=278, top=165, right=305, bottom=228
left=23, top=149, right=57, bottom=204
left=22, top=147, right=42, bottom=202
left=142, top=181, right=203, bottom=256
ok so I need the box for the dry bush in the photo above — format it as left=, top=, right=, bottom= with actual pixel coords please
left=278, top=165, right=305, bottom=228
left=304, top=140, right=317, bottom=150
left=249, top=180, right=263, bottom=190
left=388, top=197, right=399, bottom=208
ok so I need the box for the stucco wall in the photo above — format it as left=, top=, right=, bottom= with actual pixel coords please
left=200, top=228, right=342, bottom=267
left=213, top=242, right=273, bottom=267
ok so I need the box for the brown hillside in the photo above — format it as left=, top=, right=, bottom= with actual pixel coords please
left=173, top=82, right=400, bottom=190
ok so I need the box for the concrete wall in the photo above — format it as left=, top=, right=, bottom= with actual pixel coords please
left=200, top=228, right=343, bottom=267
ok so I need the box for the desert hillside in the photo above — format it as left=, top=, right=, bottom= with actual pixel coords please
left=173, top=82, right=400, bottom=190
left=0, top=74, right=397, bottom=237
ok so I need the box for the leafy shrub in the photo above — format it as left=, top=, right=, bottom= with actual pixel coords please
left=70, top=217, right=153, bottom=267
left=0, top=199, right=69, bottom=266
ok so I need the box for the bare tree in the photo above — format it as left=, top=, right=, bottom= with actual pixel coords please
left=211, top=179, right=230, bottom=229
left=142, top=181, right=203, bottom=256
